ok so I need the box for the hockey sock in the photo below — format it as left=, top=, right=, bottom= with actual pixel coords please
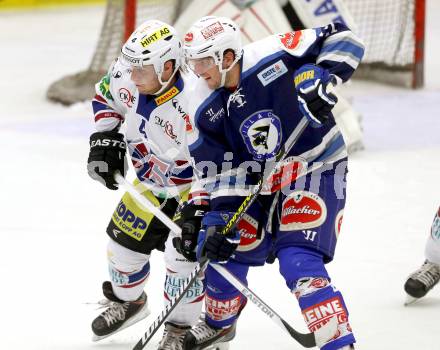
left=204, top=261, right=249, bottom=328
left=164, top=267, right=205, bottom=326
left=109, top=261, right=150, bottom=301
left=278, top=246, right=355, bottom=350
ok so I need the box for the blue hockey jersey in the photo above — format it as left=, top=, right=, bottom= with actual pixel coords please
left=186, top=23, right=365, bottom=211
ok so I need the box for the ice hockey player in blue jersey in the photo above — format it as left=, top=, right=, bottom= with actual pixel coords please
left=175, top=16, right=365, bottom=350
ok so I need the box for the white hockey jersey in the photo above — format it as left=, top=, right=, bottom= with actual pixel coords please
left=92, top=59, right=197, bottom=197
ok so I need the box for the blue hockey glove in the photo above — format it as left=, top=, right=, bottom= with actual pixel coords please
left=294, top=64, right=338, bottom=127
left=197, top=211, right=241, bottom=263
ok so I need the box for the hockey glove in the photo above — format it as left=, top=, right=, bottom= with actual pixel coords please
left=197, top=211, right=241, bottom=263
left=173, top=202, right=209, bottom=262
left=87, top=131, right=127, bottom=190
left=294, top=64, right=338, bottom=127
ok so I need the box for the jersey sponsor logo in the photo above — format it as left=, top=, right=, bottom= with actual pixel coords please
left=98, top=74, right=114, bottom=101
left=164, top=274, right=205, bottom=301
left=310, top=277, right=329, bottom=289
left=140, top=26, right=171, bottom=47
left=112, top=200, right=148, bottom=241
left=257, top=60, right=288, bottom=86
left=171, top=98, right=194, bottom=132
left=279, top=31, right=302, bottom=50
left=240, top=110, right=282, bottom=161
left=184, top=32, right=193, bottom=42
left=335, top=209, right=344, bottom=239
left=154, top=86, right=180, bottom=106
left=201, top=21, right=224, bottom=40
left=262, top=156, right=307, bottom=193
left=295, top=277, right=330, bottom=299
left=205, top=107, right=225, bottom=122
left=109, top=266, right=130, bottom=286
left=236, top=214, right=263, bottom=252
left=280, top=191, right=327, bottom=231
left=206, top=294, right=242, bottom=322
left=152, top=117, right=181, bottom=145
left=302, top=296, right=347, bottom=332
left=118, top=88, right=136, bottom=107
left=294, top=69, right=315, bottom=86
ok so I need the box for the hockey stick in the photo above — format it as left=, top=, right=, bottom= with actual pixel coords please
left=126, top=116, right=313, bottom=350
left=114, top=173, right=181, bottom=234
left=209, top=263, right=337, bottom=348
left=115, top=159, right=327, bottom=348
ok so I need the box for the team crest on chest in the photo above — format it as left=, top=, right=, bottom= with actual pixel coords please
left=240, top=110, right=282, bottom=161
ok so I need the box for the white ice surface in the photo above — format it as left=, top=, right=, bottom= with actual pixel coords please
left=0, top=2, right=439, bottom=349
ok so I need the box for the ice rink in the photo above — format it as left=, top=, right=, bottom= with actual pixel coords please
left=0, top=2, right=439, bottom=349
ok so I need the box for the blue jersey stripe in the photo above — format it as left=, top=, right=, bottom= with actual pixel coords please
left=311, top=134, right=345, bottom=164
left=320, top=40, right=364, bottom=61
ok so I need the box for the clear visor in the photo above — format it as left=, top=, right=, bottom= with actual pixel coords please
left=130, top=65, right=158, bottom=85
left=186, top=56, right=216, bottom=75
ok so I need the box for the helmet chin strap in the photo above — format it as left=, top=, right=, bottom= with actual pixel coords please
left=153, top=65, right=179, bottom=96
left=218, top=53, right=241, bottom=88
left=219, top=69, right=228, bottom=88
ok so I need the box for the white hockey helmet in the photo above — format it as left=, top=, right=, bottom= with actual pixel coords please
left=183, top=16, right=242, bottom=87
left=120, top=19, right=182, bottom=94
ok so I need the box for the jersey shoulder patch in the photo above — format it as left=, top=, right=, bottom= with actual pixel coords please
left=277, top=29, right=317, bottom=57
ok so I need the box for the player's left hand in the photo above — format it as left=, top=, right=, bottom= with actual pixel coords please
left=196, top=211, right=241, bottom=263
left=173, top=202, right=209, bottom=262
left=294, top=64, right=338, bottom=127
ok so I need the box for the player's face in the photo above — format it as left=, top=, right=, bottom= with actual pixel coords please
left=187, top=57, right=221, bottom=89
left=130, top=65, right=161, bottom=94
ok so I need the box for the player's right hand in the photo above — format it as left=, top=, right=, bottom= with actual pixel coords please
left=87, top=131, right=127, bottom=190
left=294, top=64, right=338, bottom=127
left=196, top=211, right=240, bottom=263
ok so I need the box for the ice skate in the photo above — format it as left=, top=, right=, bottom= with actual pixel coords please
left=92, top=281, right=150, bottom=341
left=158, top=322, right=191, bottom=350
left=404, top=261, right=440, bottom=305
left=182, top=317, right=235, bottom=350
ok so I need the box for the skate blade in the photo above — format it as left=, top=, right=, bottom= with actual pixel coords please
left=404, top=294, right=419, bottom=306
left=92, top=304, right=151, bottom=342
left=205, top=342, right=229, bottom=350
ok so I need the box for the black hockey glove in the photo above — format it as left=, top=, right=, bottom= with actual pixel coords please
left=173, top=203, right=209, bottom=262
left=87, top=131, right=127, bottom=190
left=196, top=212, right=241, bottom=263
left=294, top=64, right=338, bottom=127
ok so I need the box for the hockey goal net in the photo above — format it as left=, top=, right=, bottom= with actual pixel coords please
left=46, top=0, right=425, bottom=105
left=345, top=0, right=425, bottom=88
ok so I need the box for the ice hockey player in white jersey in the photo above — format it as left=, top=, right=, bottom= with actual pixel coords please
left=176, top=16, right=365, bottom=350
left=87, top=20, right=205, bottom=349
left=405, top=206, right=440, bottom=304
